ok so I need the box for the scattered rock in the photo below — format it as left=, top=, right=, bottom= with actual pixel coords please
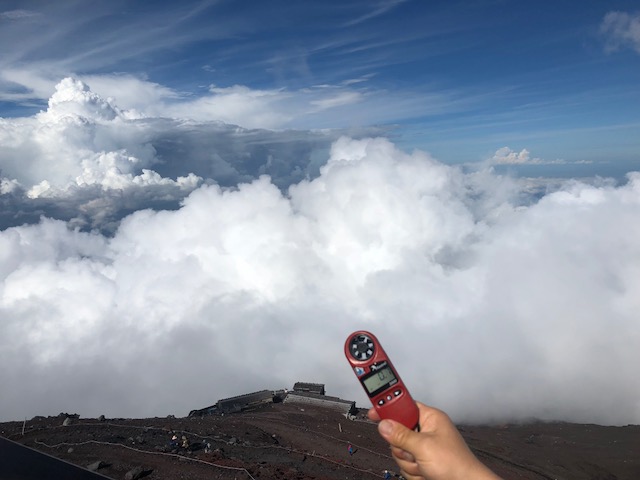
left=59, top=412, right=80, bottom=419
left=62, top=417, right=72, bottom=426
left=124, top=466, right=152, bottom=480
left=87, top=460, right=108, bottom=471
left=98, top=415, right=106, bottom=422
left=67, top=447, right=74, bottom=454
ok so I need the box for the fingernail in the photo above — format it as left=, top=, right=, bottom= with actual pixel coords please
left=379, top=420, right=393, bottom=436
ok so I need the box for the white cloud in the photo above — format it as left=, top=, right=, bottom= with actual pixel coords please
left=0, top=9, right=40, bottom=20
left=68, top=74, right=179, bottom=119
left=0, top=78, right=181, bottom=191
left=1, top=68, right=469, bottom=131
left=493, top=146, right=534, bottom=164
left=142, top=81, right=451, bottom=130
left=600, top=11, right=640, bottom=54
left=490, top=146, right=590, bottom=165
left=310, top=91, right=363, bottom=110
left=1, top=78, right=639, bottom=426
left=0, top=71, right=335, bottom=129
left=0, top=77, right=357, bottom=232
left=0, top=67, right=58, bottom=103
left=1, top=135, right=640, bottom=425
left=163, top=84, right=295, bottom=129
left=39, top=77, right=124, bottom=122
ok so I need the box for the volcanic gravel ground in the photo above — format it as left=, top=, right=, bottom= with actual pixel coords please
left=2, top=403, right=639, bottom=479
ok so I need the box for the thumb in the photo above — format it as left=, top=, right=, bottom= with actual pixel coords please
left=378, top=418, right=421, bottom=453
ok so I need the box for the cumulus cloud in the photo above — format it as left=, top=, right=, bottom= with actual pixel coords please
left=0, top=77, right=366, bottom=233
left=0, top=78, right=203, bottom=232
left=490, top=146, right=591, bottom=166
left=1, top=66, right=468, bottom=132
left=492, top=146, right=535, bottom=164
left=1, top=134, right=640, bottom=426
left=600, top=11, right=640, bottom=54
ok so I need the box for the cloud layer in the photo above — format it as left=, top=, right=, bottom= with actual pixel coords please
left=1, top=112, right=639, bottom=425
left=0, top=78, right=363, bottom=233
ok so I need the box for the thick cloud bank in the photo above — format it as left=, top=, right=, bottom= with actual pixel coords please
left=0, top=78, right=350, bottom=233
left=1, top=135, right=639, bottom=425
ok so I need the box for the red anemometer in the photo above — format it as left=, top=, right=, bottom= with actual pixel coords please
left=344, top=331, right=419, bottom=430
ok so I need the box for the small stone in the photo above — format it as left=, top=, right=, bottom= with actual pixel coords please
left=124, top=466, right=151, bottom=480
left=87, top=460, right=106, bottom=471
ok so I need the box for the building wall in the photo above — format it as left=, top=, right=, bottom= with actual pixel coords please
left=217, top=390, right=273, bottom=413
left=293, top=382, right=326, bottom=395
left=284, top=392, right=356, bottom=415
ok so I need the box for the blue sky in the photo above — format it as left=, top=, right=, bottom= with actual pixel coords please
left=1, top=0, right=639, bottom=170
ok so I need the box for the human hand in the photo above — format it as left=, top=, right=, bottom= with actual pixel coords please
left=368, top=402, right=502, bottom=480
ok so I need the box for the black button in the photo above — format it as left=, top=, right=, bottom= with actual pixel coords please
left=394, top=389, right=402, bottom=396
left=378, top=399, right=385, bottom=406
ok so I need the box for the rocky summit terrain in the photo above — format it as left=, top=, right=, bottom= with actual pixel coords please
left=1, top=402, right=639, bottom=479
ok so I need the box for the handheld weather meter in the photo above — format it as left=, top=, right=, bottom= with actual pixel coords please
left=344, top=331, right=419, bottom=430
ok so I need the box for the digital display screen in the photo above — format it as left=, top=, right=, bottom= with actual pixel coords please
left=362, top=366, right=397, bottom=394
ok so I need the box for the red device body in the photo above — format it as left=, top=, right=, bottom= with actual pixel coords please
left=344, top=330, right=419, bottom=430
